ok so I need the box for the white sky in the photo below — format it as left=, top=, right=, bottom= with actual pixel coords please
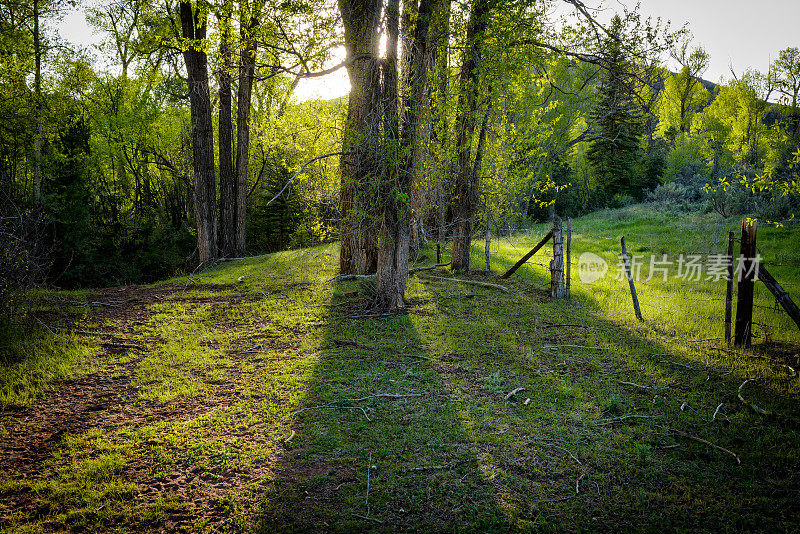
left=56, top=0, right=800, bottom=100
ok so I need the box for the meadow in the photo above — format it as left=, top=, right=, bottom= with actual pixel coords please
left=1, top=206, right=798, bottom=532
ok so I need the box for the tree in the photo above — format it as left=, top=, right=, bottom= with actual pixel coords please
left=217, top=0, right=236, bottom=257
left=656, top=44, right=711, bottom=139
left=338, top=0, right=382, bottom=275
left=179, top=1, right=217, bottom=264
left=772, top=47, right=800, bottom=138
left=585, top=15, right=644, bottom=200
left=449, top=0, right=495, bottom=271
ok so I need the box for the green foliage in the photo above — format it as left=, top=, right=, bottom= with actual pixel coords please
left=586, top=16, right=645, bottom=201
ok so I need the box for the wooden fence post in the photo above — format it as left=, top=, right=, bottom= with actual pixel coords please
left=565, top=218, right=572, bottom=298
left=484, top=207, right=491, bottom=272
left=550, top=216, right=565, bottom=298
left=734, top=219, right=757, bottom=347
left=724, top=230, right=735, bottom=343
left=620, top=236, right=643, bottom=321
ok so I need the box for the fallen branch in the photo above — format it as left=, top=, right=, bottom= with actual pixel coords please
left=541, top=344, right=610, bottom=351
left=418, top=274, right=509, bottom=293
left=347, top=393, right=422, bottom=402
left=409, top=262, right=451, bottom=274
left=737, top=379, right=772, bottom=417
left=576, top=473, right=586, bottom=494
left=595, top=414, right=652, bottom=426
left=546, top=443, right=582, bottom=465
left=407, top=460, right=463, bottom=472
left=504, top=387, right=527, bottom=401
left=670, top=428, right=741, bottom=464
left=329, top=273, right=375, bottom=282
left=35, top=317, right=128, bottom=339
left=618, top=381, right=652, bottom=390
left=329, top=262, right=451, bottom=282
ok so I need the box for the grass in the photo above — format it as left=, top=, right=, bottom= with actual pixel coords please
left=1, top=206, right=799, bottom=532
left=0, top=319, right=95, bottom=414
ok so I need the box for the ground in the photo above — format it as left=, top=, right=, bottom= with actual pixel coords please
left=1, top=207, right=799, bottom=533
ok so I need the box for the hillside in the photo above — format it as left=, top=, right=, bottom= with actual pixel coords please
left=1, top=207, right=799, bottom=532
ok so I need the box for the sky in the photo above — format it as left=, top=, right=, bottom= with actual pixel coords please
left=56, top=0, right=800, bottom=101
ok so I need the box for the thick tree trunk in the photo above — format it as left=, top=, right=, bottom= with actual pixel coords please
left=375, top=0, right=436, bottom=308
left=234, top=8, right=258, bottom=257
left=218, top=0, right=235, bottom=257
left=180, top=1, right=217, bottom=264
left=375, top=0, right=406, bottom=308
left=449, top=0, right=493, bottom=271
left=338, top=0, right=382, bottom=275
left=430, top=0, right=450, bottom=246
left=33, top=0, right=42, bottom=201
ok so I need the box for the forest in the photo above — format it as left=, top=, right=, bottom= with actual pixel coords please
left=2, top=0, right=800, bottom=531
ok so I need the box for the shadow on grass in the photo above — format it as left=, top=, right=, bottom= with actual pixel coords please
left=253, top=283, right=508, bottom=532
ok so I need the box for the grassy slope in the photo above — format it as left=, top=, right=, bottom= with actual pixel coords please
left=1, top=207, right=799, bottom=533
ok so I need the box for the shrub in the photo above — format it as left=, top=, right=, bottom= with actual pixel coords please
left=609, top=193, right=635, bottom=209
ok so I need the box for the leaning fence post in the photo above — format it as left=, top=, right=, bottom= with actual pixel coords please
left=724, top=230, right=735, bottom=343
left=620, top=236, right=643, bottom=321
left=734, top=219, right=757, bottom=347
left=565, top=218, right=572, bottom=298
left=550, top=216, right=565, bottom=298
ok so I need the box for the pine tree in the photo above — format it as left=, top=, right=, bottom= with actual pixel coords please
left=587, top=16, right=644, bottom=201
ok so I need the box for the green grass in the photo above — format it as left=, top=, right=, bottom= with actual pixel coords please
left=1, top=209, right=799, bottom=532
left=0, top=320, right=95, bottom=413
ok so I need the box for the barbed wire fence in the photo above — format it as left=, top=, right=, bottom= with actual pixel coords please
left=491, top=216, right=800, bottom=349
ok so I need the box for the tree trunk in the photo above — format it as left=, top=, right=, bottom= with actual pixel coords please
left=375, top=0, right=436, bottom=309
left=449, top=0, right=493, bottom=271
left=338, top=0, right=382, bottom=275
left=180, top=1, right=217, bottom=264
left=430, top=0, right=450, bottom=246
left=234, top=4, right=258, bottom=256
left=33, top=0, right=42, bottom=201
left=218, top=0, right=235, bottom=257
left=484, top=205, right=491, bottom=272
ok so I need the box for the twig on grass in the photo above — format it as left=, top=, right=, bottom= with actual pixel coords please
left=737, top=379, right=773, bottom=417
left=34, top=316, right=57, bottom=335
left=595, top=414, right=652, bottom=426
left=35, top=317, right=129, bottom=340
left=659, top=360, right=699, bottom=371
left=576, top=473, right=586, bottom=494
left=712, top=403, right=724, bottom=421
left=418, top=274, right=509, bottom=293
left=352, top=513, right=383, bottom=524
left=670, top=428, right=741, bottom=464
left=618, top=381, right=652, bottom=390
left=408, top=262, right=451, bottom=274
left=357, top=453, right=380, bottom=522
left=541, top=344, right=610, bottom=351
left=546, top=443, right=582, bottom=465
left=504, top=387, right=526, bottom=401
left=407, top=460, right=464, bottom=472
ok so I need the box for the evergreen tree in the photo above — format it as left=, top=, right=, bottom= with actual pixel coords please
left=586, top=15, right=644, bottom=201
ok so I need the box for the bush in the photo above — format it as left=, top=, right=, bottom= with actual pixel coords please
left=609, top=193, right=635, bottom=209
left=0, top=199, right=52, bottom=318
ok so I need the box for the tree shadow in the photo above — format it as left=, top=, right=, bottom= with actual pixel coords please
left=252, top=282, right=509, bottom=532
